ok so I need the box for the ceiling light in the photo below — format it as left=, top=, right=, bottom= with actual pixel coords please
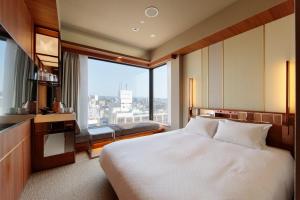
left=140, top=20, right=145, bottom=24
left=36, top=33, right=58, bottom=56
left=150, top=34, right=156, bottom=38
left=42, top=61, right=59, bottom=67
left=117, top=56, right=122, bottom=59
left=37, top=54, right=58, bottom=63
left=145, top=6, right=159, bottom=18
left=131, top=27, right=140, bottom=32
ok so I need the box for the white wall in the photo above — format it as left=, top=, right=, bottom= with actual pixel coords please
left=201, top=47, right=209, bottom=108
left=208, top=42, right=223, bottom=108
left=265, top=14, right=295, bottom=113
left=182, top=49, right=202, bottom=125
left=61, top=28, right=150, bottom=60
left=167, top=56, right=182, bottom=129
left=181, top=14, right=295, bottom=126
left=224, top=26, right=265, bottom=110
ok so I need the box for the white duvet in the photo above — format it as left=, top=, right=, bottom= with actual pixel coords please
left=99, top=129, right=294, bottom=200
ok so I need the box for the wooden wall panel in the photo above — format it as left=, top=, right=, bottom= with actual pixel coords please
left=38, top=85, right=47, bottom=109
left=0, top=145, right=23, bottom=200
left=23, top=136, right=31, bottom=184
left=25, top=0, right=59, bottom=30
left=0, top=0, right=2, bottom=23
left=295, top=0, right=299, bottom=198
left=0, top=0, right=33, bottom=58
left=0, top=120, right=32, bottom=200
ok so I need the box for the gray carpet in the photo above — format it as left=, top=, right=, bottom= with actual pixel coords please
left=21, top=152, right=118, bottom=200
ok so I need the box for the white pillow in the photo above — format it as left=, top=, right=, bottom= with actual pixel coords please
left=214, top=120, right=272, bottom=149
left=184, top=117, right=220, bottom=138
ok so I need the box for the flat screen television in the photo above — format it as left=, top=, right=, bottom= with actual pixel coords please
left=0, top=25, right=37, bottom=119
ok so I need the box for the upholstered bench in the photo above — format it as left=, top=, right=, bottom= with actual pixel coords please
left=75, top=129, right=90, bottom=152
left=89, top=126, right=116, bottom=140
left=88, top=121, right=164, bottom=158
left=117, top=122, right=161, bottom=137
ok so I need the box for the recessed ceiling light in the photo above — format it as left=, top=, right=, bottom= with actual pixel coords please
left=131, top=27, right=140, bottom=32
left=140, top=20, right=145, bottom=24
left=150, top=34, right=156, bottom=38
left=117, top=56, right=122, bottom=59
left=145, top=6, right=159, bottom=18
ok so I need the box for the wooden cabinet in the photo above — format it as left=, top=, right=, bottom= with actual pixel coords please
left=32, top=120, right=76, bottom=171
left=0, top=0, right=33, bottom=58
left=0, top=119, right=32, bottom=200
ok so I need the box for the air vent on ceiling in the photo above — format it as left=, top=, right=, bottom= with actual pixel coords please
left=145, top=6, right=159, bottom=18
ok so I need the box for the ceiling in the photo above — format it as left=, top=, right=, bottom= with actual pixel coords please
left=58, top=0, right=238, bottom=50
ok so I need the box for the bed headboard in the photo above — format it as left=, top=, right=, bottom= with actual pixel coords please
left=191, top=108, right=294, bottom=155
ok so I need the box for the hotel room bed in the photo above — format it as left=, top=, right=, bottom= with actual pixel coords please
left=99, top=129, right=294, bottom=200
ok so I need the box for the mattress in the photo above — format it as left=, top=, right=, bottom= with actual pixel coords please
left=99, top=129, right=294, bottom=200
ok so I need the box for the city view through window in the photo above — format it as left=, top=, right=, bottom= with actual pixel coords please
left=88, top=59, right=168, bottom=126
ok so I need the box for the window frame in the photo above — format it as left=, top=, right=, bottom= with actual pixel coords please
left=150, top=63, right=168, bottom=125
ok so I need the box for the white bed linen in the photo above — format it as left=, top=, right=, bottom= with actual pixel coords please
left=99, top=129, right=294, bottom=200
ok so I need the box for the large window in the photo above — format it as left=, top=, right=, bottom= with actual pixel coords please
left=153, top=64, right=168, bottom=124
left=88, top=59, right=149, bottom=126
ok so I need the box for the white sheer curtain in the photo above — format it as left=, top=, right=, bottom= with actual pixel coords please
left=78, top=55, right=88, bottom=130
left=2, top=39, right=17, bottom=114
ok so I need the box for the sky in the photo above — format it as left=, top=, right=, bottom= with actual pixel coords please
left=88, top=59, right=168, bottom=98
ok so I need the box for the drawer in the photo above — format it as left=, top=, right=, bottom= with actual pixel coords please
left=34, top=123, right=48, bottom=133
left=35, top=121, right=75, bottom=133
left=64, top=121, right=75, bottom=131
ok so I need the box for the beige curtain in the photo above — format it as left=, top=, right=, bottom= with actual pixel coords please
left=62, top=52, right=80, bottom=115
left=78, top=55, right=89, bottom=130
left=14, top=48, right=35, bottom=107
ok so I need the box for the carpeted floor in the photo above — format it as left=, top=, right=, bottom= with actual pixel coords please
left=20, top=152, right=118, bottom=200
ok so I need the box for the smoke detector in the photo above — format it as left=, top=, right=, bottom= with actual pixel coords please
left=145, top=6, right=159, bottom=18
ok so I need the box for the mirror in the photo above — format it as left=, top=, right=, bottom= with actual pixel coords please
left=0, top=25, right=37, bottom=124
left=44, top=132, right=74, bottom=157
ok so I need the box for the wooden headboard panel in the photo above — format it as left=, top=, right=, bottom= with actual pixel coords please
left=192, top=108, right=294, bottom=155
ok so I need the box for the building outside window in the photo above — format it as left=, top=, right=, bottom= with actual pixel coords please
left=88, top=59, right=149, bottom=127
left=153, top=64, right=168, bottom=125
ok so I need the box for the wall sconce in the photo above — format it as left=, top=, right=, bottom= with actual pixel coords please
left=286, top=60, right=290, bottom=116
left=35, top=27, right=59, bottom=67
left=189, top=78, right=194, bottom=108
left=285, top=60, right=295, bottom=136
left=189, top=78, right=194, bottom=119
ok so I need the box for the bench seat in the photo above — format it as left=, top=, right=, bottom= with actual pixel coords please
left=86, top=121, right=164, bottom=157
